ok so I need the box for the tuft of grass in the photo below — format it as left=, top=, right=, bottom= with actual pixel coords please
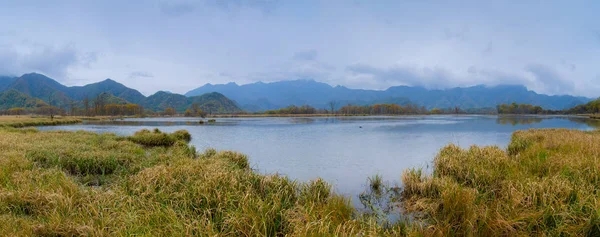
left=368, top=174, right=383, bottom=193
left=127, top=129, right=191, bottom=147
left=171, top=130, right=192, bottom=142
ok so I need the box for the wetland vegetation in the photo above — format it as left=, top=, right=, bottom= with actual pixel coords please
left=1, top=116, right=600, bottom=236
left=0, top=125, right=408, bottom=236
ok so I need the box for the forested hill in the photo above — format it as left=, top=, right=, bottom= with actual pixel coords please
left=0, top=73, right=242, bottom=114
left=0, top=89, right=48, bottom=110
left=142, top=91, right=242, bottom=113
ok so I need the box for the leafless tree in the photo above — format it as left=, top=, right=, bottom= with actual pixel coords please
left=328, top=101, right=338, bottom=114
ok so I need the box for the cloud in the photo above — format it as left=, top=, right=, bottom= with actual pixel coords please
left=466, top=66, right=529, bottom=86
left=346, top=63, right=457, bottom=89
left=525, top=64, right=574, bottom=95
left=0, top=43, right=96, bottom=79
left=208, top=0, right=280, bottom=14
left=23, top=45, right=78, bottom=77
left=482, top=42, right=493, bottom=56
left=293, top=50, right=318, bottom=61
left=246, top=51, right=334, bottom=82
left=159, top=1, right=195, bottom=17
left=560, top=60, right=576, bottom=72
left=79, top=52, right=99, bottom=68
left=443, top=26, right=470, bottom=41
left=346, top=63, right=579, bottom=96
left=129, top=71, right=154, bottom=79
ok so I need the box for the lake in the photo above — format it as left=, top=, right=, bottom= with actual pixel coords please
left=38, top=115, right=597, bottom=205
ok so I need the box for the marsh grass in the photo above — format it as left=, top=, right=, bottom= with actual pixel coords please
left=402, top=129, right=600, bottom=236
left=127, top=128, right=192, bottom=147
left=0, top=127, right=410, bottom=236
left=0, top=115, right=81, bottom=128
left=5, top=114, right=595, bottom=235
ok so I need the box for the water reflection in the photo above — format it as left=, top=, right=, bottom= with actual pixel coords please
left=568, top=117, right=600, bottom=129
left=496, top=116, right=543, bottom=125
left=289, top=117, right=316, bottom=124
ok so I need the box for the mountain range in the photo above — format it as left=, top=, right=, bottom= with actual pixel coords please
left=186, top=80, right=592, bottom=111
left=0, top=73, right=241, bottom=113
left=0, top=73, right=594, bottom=113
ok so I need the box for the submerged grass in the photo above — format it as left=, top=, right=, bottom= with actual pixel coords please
left=0, top=127, right=409, bottom=236
left=402, top=129, right=600, bottom=236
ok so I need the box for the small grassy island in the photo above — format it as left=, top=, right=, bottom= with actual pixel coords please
left=1, top=119, right=599, bottom=235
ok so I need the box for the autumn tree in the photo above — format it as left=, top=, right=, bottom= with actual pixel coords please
left=37, top=106, right=61, bottom=119
left=164, top=107, right=176, bottom=116
left=8, top=107, right=25, bottom=116
left=93, top=94, right=107, bottom=116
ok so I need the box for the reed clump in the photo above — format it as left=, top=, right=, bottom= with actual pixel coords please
left=0, top=127, right=410, bottom=236
left=402, top=128, right=600, bottom=236
left=127, top=129, right=191, bottom=147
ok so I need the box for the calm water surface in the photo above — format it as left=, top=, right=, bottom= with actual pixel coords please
left=38, top=115, right=597, bottom=204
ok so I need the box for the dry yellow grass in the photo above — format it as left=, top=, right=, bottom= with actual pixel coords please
left=0, top=127, right=411, bottom=236
left=402, top=129, right=600, bottom=236
left=0, top=115, right=81, bottom=127
left=4, top=113, right=598, bottom=236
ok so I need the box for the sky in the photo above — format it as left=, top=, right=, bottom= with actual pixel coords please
left=0, top=0, right=599, bottom=97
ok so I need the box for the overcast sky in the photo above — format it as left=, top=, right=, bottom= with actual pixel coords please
left=1, top=0, right=599, bottom=97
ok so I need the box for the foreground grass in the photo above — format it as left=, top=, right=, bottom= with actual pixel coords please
left=0, top=115, right=81, bottom=128
left=402, top=129, right=600, bottom=236
left=0, top=127, right=409, bottom=236
left=5, top=115, right=599, bottom=236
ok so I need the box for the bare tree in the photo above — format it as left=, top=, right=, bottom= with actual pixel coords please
left=83, top=96, right=90, bottom=116
left=328, top=101, right=338, bottom=114
left=48, top=95, right=54, bottom=120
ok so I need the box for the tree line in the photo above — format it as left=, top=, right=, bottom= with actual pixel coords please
left=264, top=103, right=448, bottom=115
left=496, top=101, right=600, bottom=115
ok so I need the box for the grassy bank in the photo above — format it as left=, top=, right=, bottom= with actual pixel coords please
left=0, top=127, right=408, bottom=236
left=0, top=116, right=82, bottom=128
left=402, top=129, right=600, bottom=236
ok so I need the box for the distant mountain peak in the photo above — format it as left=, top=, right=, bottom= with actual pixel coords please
left=101, top=78, right=117, bottom=83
